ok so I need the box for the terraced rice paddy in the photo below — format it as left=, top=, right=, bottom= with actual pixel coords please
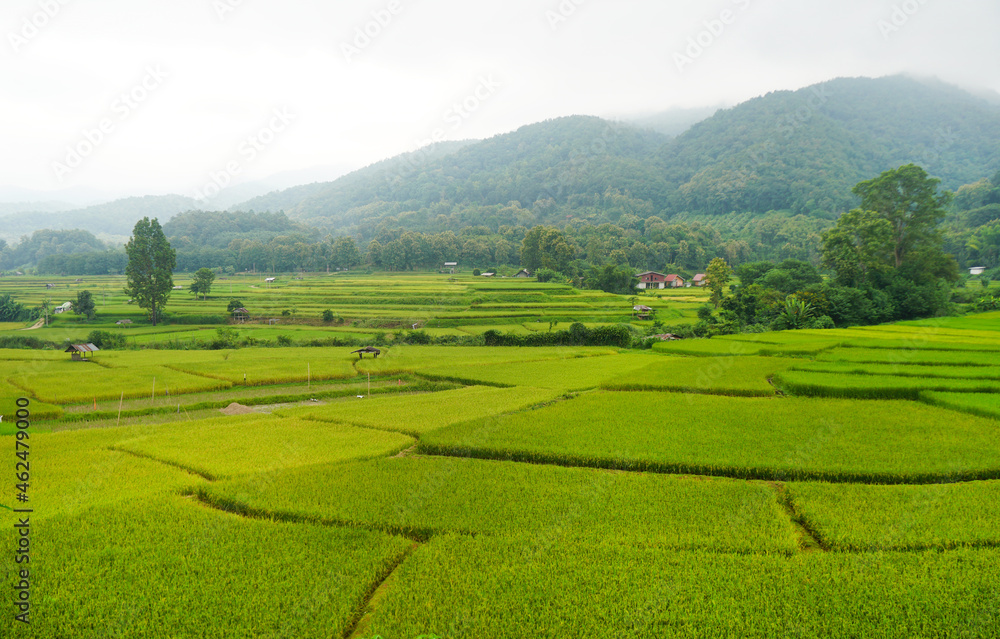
left=2, top=274, right=1000, bottom=637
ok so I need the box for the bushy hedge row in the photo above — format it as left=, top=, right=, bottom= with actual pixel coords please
left=483, top=323, right=633, bottom=348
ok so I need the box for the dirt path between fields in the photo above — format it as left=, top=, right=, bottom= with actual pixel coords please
left=21, top=318, right=45, bottom=330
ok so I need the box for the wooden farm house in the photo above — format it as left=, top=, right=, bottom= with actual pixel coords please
left=692, top=274, right=707, bottom=287
left=515, top=269, right=531, bottom=278
left=636, top=271, right=667, bottom=290
left=232, top=307, right=250, bottom=322
left=65, top=343, right=99, bottom=361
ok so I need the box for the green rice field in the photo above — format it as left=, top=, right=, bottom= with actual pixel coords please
left=2, top=272, right=1000, bottom=637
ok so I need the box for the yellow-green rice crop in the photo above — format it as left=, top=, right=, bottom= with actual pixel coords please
left=281, top=385, right=560, bottom=436
left=602, top=356, right=793, bottom=396
left=168, top=348, right=357, bottom=385
left=419, top=353, right=657, bottom=390
left=920, top=390, right=1000, bottom=419
left=788, top=480, right=1000, bottom=551
left=420, top=392, right=1000, bottom=483
left=773, top=370, right=1000, bottom=399
left=0, top=498, right=412, bottom=638
left=818, top=347, right=1000, bottom=366
left=113, top=415, right=413, bottom=479
left=353, top=345, right=617, bottom=375
left=364, top=536, right=1000, bottom=639
left=198, top=456, right=798, bottom=552
left=8, top=361, right=232, bottom=403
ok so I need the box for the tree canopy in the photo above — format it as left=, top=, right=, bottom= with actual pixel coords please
left=124, top=217, right=176, bottom=326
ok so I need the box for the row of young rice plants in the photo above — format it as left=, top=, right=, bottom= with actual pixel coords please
left=920, top=390, right=1000, bottom=419
left=772, top=370, right=1000, bottom=399
left=362, top=535, right=1000, bottom=639
left=112, top=414, right=414, bottom=480
left=788, top=360, right=1000, bottom=380
left=419, top=392, right=1000, bottom=483
left=602, top=356, right=793, bottom=396
left=0, top=497, right=413, bottom=639
left=280, top=385, right=561, bottom=436
left=816, top=347, right=1000, bottom=366
left=197, top=456, right=798, bottom=552
left=786, top=480, right=1000, bottom=551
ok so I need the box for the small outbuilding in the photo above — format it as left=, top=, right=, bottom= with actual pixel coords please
left=665, top=274, right=686, bottom=288
left=633, top=304, right=654, bottom=319
left=970, top=267, right=987, bottom=276
left=515, top=269, right=531, bottom=278
left=53, top=302, right=73, bottom=314
left=116, top=319, right=133, bottom=327
left=232, top=307, right=250, bottom=323
left=692, top=274, right=707, bottom=287
left=65, top=343, right=99, bottom=361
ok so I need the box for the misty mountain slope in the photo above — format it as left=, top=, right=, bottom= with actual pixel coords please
left=257, top=118, right=671, bottom=228
left=231, top=76, right=1000, bottom=235
left=0, top=194, right=200, bottom=243
left=661, top=75, right=1000, bottom=216
left=235, top=140, right=475, bottom=217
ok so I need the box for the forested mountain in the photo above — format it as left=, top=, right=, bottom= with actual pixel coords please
left=663, top=76, right=1000, bottom=216
left=0, top=229, right=107, bottom=270
left=0, top=194, right=200, bottom=243
left=235, top=119, right=670, bottom=232
left=234, top=75, right=1000, bottom=235
left=235, top=140, right=475, bottom=219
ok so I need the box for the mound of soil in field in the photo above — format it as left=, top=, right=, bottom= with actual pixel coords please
left=220, top=402, right=255, bottom=416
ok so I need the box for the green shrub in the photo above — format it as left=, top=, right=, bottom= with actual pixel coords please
left=87, top=330, right=128, bottom=350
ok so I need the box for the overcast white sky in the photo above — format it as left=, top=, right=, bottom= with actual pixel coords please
left=2, top=0, right=998, bottom=200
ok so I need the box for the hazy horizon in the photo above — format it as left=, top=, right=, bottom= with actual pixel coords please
left=3, top=0, right=998, bottom=201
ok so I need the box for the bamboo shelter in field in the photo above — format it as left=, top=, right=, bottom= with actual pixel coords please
left=65, top=343, right=100, bottom=361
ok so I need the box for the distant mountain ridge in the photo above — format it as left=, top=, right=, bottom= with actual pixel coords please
left=229, top=75, right=1000, bottom=232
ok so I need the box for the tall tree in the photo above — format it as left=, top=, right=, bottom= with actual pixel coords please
left=74, top=290, right=96, bottom=320
left=821, top=209, right=894, bottom=287
left=705, top=257, right=733, bottom=308
left=189, top=268, right=216, bottom=301
left=851, top=164, right=952, bottom=269
left=124, top=217, right=176, bottom=326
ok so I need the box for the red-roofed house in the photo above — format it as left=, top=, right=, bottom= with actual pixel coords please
left=692, top=273, right=707, bottom=287
left=636, top=271, right=667, bottom=290
left=665, top=274, right=685, bottom=288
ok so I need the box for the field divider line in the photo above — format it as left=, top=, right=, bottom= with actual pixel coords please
left=110, top=446, right=218, bottom=481
left=770, top=482, right=827, bottom=553
left=189, top=488, right=443, bottom=543
left=344, top=541, right=422, bottom=639
left=413, top=445, right=1000, bottom=486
